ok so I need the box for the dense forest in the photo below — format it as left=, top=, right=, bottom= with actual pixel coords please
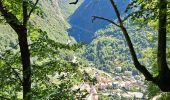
left=0, top=0, right=170, bottom=100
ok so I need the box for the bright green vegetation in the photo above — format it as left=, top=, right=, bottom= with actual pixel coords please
left=0, top=0, right=84, bottom=99
left=1, top=0, right=170, bottom=100
left=0, top=31, right=83, bottom=99
left=0, top=0, right=79, bottom=52
left=82, top=22, right=157, bottom=72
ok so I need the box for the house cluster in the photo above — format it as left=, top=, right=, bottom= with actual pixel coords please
left=72, top=67, right=145, bottom=99
left=91, top=67, right=144, bottom=92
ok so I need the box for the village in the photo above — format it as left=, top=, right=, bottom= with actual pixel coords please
left=72, top=67, right=145, bottom=100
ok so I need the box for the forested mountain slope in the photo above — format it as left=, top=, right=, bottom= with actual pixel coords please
left=0, top=0, right=81, bottom=51
left=68, top=0, right=129, bottom=43
left=1, top=0, right=170, bottom=99
left=81, top=22, right=157, bottom=72
left=0, top=1, right=85, bottom=99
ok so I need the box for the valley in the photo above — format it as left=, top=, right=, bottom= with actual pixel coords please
left=0, top=0, right=170, bottom=100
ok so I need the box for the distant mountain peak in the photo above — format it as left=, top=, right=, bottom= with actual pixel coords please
left=68, top=0, right=129, bottom=43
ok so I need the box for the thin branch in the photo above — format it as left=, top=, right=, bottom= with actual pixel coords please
left=0, top=96, right=10, bottom=100
left=69, top=0, right=79, bottom=4
left=109, top=0, right=155, bottom=82
left=23, top=0, right=28, bottom=26
left=92, top=16, right=121, bottom=27
left=8, top=63, right=23, bottom=84
left=110, top=0, right=123, bottom=26
left=13, top=42, right=19, bottom=49
left=123, top=13, right=135, bottom=22
left=123, top=9, right=146, bottom=22
left=28, top=0, right=39, bottom=20
left=0, top=56, right=23, bottom=85
left=0, top=1, right=20, bottom=24
left=0, top=0, right=24, bottom=35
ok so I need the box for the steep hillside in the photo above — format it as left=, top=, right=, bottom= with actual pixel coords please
left=33, top=0, right=70, bottom=42
left=68, top=0, right=129, bottom=43
left=58, top=0, right=84, bottom=18
left=81, top=22, right=157, bottom=72
left=0, top=0, right=80, bottom=51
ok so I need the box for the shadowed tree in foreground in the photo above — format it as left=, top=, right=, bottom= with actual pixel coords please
left=0, top=0, right=39, bottom=99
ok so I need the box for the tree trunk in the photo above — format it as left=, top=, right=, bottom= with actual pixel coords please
left=109, top=0, right=155, bottom=81
left=158, top=0, right=168, bottom=76
left=72, top=0, right=170, bottom=91
left=109, top=0, right=170, bottom=91
left=18, top=27, right=31, bottom=100
left=21, top=1, right=31, bottom=99
left=0, top=1, right=32, bottom=98
left=156, top=0, right=170, bottom=91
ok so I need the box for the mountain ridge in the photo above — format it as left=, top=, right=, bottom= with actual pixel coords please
left=68, top=0, right=130, bottom=43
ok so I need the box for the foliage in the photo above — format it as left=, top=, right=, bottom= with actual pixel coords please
left=0, top=0, right=83, bottom=99
left=1, top=0, right=170, bottom=99
left=145, top=81, right=160, bottom=99
left=0, top=0, right=77, bottom=53
left=160, top=93, right=170, bottom=100
left=98, top=95, right=113, bottom=100
left=126, top=0, right=170, bottom=98
left=81, top=21, right=157, bottom=73
left=0, top=27, right=84, bottom=99
left=126, top=0, right=170, bottom=37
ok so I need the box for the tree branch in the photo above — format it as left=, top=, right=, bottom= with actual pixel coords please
left=0, top=96, right=10, bottom=100
left=0, top=1, right=20, bottom=24
left=23, top=0, right=28, bottom=26
left=110, top=0, right=123, bottom=26
left=123, top=12, right=136, bottom=22
left=109, top=0, right=155, bottom=81
left=69, top=0, right=79, bottom=4
left=0, top=1, right=25, bottom=35
left=91, top=1, right=154, bottom=81
left=92, top=16, right=121, bottom=27
left=28, top=0, right=39, bottom=20
left=0, top=56, right=23, bottom=85
left=7, top=62, right=23, bottom=85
